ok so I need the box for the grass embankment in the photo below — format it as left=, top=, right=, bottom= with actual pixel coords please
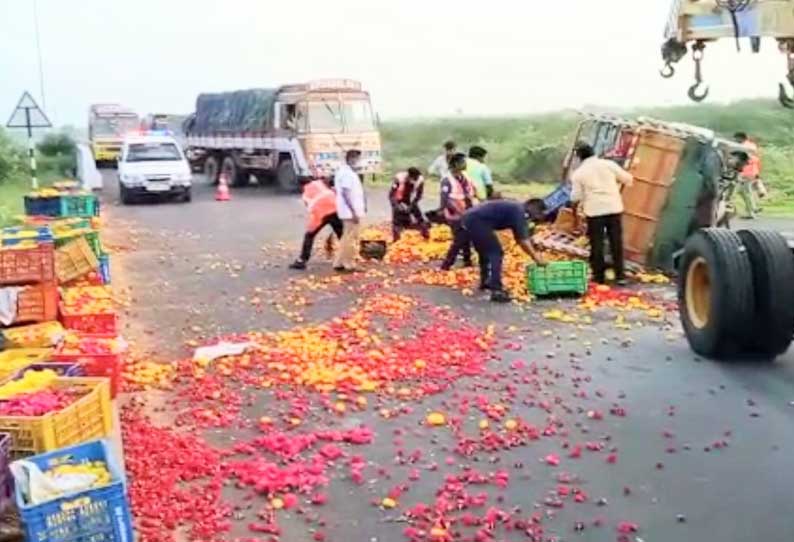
left=381, top=99, right=794, bottom=216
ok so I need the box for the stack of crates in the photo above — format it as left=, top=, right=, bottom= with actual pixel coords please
left=0, top=243, right=58, bottom=326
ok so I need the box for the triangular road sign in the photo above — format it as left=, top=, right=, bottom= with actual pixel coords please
left=6, top=91, right=52, bottom=129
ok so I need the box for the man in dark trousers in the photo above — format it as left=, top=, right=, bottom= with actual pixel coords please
left=440, top=153, right=475, bottom=270
left=462, top=199, right=547, bottom=303
left=389, top=167, right=429, bottom=242
left=289, top=177, right=342, bottom=270
left=570, top=142, right=633, bottom=285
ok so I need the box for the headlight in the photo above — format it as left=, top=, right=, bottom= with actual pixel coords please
left=173, top=172, right=192, bottom=181
left=120, top=174, right=144, bottom=186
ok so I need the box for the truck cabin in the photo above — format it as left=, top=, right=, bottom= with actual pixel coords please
left=274, top=81, right=376, bottom=135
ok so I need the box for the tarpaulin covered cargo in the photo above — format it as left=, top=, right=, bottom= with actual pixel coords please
left=191, top=89, right=278, bottom=133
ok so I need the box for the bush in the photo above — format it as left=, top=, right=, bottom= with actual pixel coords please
left=0, top=129, right=25, bottom=183
left=36, top=132, right=76, bottom=176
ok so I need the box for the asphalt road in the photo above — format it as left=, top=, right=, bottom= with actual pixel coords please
left=102, top=171, right=794, bottom=542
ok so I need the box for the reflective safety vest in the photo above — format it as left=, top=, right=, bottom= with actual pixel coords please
left=741, top=140, right=761, bottom=179
left=443, top=174, right=473, bottom=221
left=393, top=171, right=424, bottom=204
left=303, top=180, right=337, bottom=231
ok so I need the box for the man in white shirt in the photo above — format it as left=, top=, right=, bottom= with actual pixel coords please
left=570, top=142, right=633, bottom=285
left=333, top=149, right=366, bottom=272
left=428, top=140, right=457, bottom=180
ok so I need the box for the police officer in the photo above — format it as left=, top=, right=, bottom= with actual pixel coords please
left=462, top=199, right=547, bottom=303
left=389, top=167, right=429, bottom=242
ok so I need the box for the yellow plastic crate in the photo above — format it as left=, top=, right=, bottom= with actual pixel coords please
left=0, top=377, right=113, bottom=459
left=54, top=237, right=99, bottom=284
left=0, top=349, right=53, bottom=381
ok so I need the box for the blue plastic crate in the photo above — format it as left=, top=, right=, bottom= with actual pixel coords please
left=542, top=183, right=572, bottom=218
left=16, top=362, right=85, bottom=379
left=1, top=226, right=54, bottom=246
left=14, top=440, right=133, bottom=542
left=99, top=254, right=111, bottom=284
left=24, top=196, right=62, bottom=218
left=0, top=433, right=11, bottom=511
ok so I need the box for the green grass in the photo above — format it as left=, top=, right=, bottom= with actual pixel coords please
left=0, top=177, right=32, bottom=226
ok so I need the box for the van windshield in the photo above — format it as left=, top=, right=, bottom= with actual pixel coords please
left=126, top=142, right=182, bottom=162
left=306, top=100, right=374, bottom=133
left=93, top=117, right=139, bottom=137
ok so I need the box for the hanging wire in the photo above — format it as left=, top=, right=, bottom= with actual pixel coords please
left=716, top=0, right=753, bottom=51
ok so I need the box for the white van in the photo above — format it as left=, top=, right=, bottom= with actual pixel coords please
left=118, top=133, right=192, bottom=204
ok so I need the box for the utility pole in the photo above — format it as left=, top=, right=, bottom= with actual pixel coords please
left=33, top=0, right=47, bottom=112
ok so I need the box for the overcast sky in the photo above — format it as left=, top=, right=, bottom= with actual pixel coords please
left=0, top=0, right=787, bottom=127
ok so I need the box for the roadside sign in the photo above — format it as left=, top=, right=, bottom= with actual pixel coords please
left=6, top=91, right=52, bottom=190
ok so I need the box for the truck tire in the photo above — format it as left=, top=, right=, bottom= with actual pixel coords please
left=736, top=230, right=794, bottom=358
left=277, top=160, right=299, bottom=193
left=204, top=156, right=220, bottom=185
left=678, top=228, right=755, bottom=358
left=220, top=156, right=250, bottom=187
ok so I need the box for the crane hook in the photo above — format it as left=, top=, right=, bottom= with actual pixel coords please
left=688, top=43, right=709, bottom=103
left=660, top=63, right=675, bottom=78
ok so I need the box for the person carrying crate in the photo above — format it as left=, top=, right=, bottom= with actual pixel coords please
left=462, top=199, right=547, bottom=303
left=569, top=142, right=633, bottom=286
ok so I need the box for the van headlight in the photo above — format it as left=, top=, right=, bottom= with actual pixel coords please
left=173, top=172, right=192, bottom=185
left=120, top=173, right=144, bottom=187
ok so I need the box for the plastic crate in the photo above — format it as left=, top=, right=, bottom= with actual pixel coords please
left=14, top=439, right=133, bottom=542
left=527, top=261, right=589, bottom=297
left=0, top=349, right=53, bottom=382
left=55, top=238, right=99, bottom=284
left=0, top=244, right=56, bottom=286
left=0, top=377, right=112, bottom=459
left=99, top=254, right=110, bottom=284
left=542, top=183, right=572, bottom=219
left=23, top=196, right=61, bottom=218
left=59, top=311, right=118, bottom=335
left=13, top=283, right=59, bottom=325
left=1, top=226, right=54, bottom=246
left=0, top=433, right=11, bottom=511
left=59, top=195, right=98, bottom=218
left=16, top=362, right=84, bottom=379
left=53, top=343, right=121, bottom=399
left=55, top=231, right=102, bottom=259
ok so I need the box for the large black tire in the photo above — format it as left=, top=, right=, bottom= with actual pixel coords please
left=678, top=229, right=755, bottom=358
left=220, top=156, right=250, bottom=187
left=204, top=156, right=220, bottom=185
left=277, top=160, right=299, bottom=193
left=736, top=230, right=794, bottom=358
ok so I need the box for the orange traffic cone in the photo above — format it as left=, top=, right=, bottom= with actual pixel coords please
left=216, top=173, right=231, bottom=201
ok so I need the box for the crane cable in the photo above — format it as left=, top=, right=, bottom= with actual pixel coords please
left=716, top=0, right=753, bottom=52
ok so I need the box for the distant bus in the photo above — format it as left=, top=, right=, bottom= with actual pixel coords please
left=88, top=104, right=139, bottom=166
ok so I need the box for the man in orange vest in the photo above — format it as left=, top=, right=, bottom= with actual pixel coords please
left=734, top=132, right=766, bottom=219
left=289, top=177, right=342, bottom=270
left=389, top=167, right=429, bottom=242
left=440, top=153, right=475, bottom=270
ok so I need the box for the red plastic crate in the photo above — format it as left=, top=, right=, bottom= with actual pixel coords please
left=53, top=335, right=122, bottom=398
left=0, top=244, right=55, bottom=286
left=58, top=309, right=118, bottom=334
left=14, top=283, right=59, bottom=324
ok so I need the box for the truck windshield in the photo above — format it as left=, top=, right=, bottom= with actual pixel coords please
left=342, top=101, right=375, bottom=132
left=306, top=100, right=375, bottom=133
left=93, top=117, right=139, bottom=137
left=307, top=102, right=344, bottom=133
left=126, top=142, right=182, bottom=162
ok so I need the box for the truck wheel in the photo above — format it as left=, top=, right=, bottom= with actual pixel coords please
left=204, top=156, right=220, bottom=185
left=220, top=156, right=249, bottom=187
left=277, top=160, right=299, bottom=193
left=678, top=229, right=755, bottom=358
left=736, top=230, right=794, bottom=358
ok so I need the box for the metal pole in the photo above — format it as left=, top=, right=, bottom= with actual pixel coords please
left=25, top=108, right=38, bottom=190
left=33, top=0, right=47, bottom=112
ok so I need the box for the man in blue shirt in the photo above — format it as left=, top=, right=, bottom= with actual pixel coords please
left=462, top=199, right=547, bottom=303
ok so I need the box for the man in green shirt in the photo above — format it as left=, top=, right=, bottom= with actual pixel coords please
left=467, top=146, right=494, bottom=201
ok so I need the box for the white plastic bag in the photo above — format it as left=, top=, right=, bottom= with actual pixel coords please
left=10, top=459, right=97, bottom=505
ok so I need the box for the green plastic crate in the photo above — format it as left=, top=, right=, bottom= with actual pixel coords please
left=527, top=261, right=589, bottom=296
left=59, top=194, right=98, bottom=217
